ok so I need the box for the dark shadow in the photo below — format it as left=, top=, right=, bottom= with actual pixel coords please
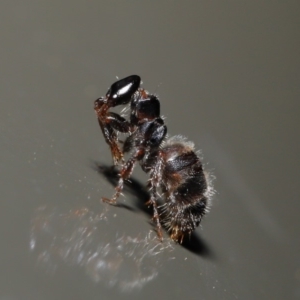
left=93, top=162, right=215, bottom=259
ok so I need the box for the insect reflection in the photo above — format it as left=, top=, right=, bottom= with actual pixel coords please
left=30, top=205, right=174, bottom=291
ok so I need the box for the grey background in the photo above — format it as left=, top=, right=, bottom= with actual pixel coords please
left=1, top=1, right=299, bottom=299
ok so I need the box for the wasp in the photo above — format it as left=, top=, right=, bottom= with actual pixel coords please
left=94, top=75, right=213, bottom=243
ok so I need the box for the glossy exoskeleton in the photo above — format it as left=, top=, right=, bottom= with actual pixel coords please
left=94, top=75, right=213, bottom=243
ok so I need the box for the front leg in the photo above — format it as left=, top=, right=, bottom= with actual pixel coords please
left=102, top=148, right=145, bottom=205
left=94, top=99, right=132, bottom=165
left=97, top=118, right=124, bottom=165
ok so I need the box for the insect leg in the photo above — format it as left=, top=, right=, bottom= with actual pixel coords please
left=102, top=149, right=144, bottom=205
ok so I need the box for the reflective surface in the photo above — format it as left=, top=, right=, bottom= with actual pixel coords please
left=30, top=205, right=174, bottom=292
left=1, top=1, right=299, bottom=299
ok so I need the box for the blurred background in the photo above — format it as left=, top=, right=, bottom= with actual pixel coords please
left=1, top=1, right=299, bottom=299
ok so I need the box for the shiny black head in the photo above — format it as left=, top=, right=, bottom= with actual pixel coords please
left=106, top=75, right=141, bottom=107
